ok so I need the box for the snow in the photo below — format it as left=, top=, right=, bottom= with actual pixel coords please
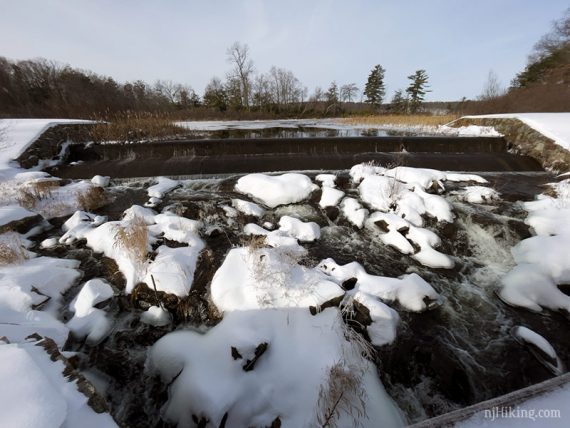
left=352, top=291, right=399, bottom=346
left=231, top=198, right=265, bottom=217
left=67, top=279, right=114, bottom=344
left=512, top=326, right=557, bottom=360
left=464, top=113, right=570, bottom=151
left=0, top=205, right=37, bottom=228
left=0, top=118, right=93, bottom=179
left=459, top=382, right=570, bottom=428
left=244, top=223, right=308, bottom=256
left=278, top=215, right=320, bottom=242
left=454, top=186, right=501, bottom=204
left=210, top=247, right=343, bottom=312
left=91, top=175, right=110, bottom=187
left=0, top=249, right=81, bottom=346
left=147, top=177, right=179, bottom=199
left=140, top=305, right=171, bottom=327
left=315, top=173, right=337, bottom=188
left=60, top=207, right=204, bottom=296
left=341, top=197, right=369, bottom=228
left=317, top=258, right=440, bottom=312
left=319, top=186, right=345, bottom=208
left=235, top=173, right=318, bottom=208
left=146, top=308, right=405, bottom=428
left=499, top=179, right=570, bottom=314
left=0, top=341, right=117, bottom=428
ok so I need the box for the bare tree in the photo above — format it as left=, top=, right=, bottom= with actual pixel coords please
left=226, top=41, right=254, bottom=110
left=340, top=83, right=359, bottom=103
left=479, top=70, right=504, bottom=100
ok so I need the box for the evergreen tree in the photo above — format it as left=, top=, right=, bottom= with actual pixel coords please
left=406, top=69, right=430, bottom=113
left=363, top=64, right=386, bottom=108
left=390, top=89, right=407, bottom=114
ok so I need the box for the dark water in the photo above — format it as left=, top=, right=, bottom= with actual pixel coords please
left=184, top=125, right=397, bottom=139
left=32, top=169, right=570, bottom=426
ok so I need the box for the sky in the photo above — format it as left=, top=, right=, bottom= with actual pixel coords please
left=0, top=0, right=568, bottom=101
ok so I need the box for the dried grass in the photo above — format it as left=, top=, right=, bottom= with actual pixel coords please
left=90, top=111, right=186, bottom=142
left=76, top=186, right=108, bottom=211
left=0, top=233, right=28, bottom=265
left=338, top=114, right=458, bottom=127
left=16, top=179, right=60, bottom=210
left=113, top=215, right=149, bottom=264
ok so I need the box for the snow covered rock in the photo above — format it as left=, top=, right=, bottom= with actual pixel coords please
left=147, top=177, right=179, bottom=199
left=278, top=216, right=320, bottom=242
left=231, top=198, right=265, bottom=217
left=91, top=175, right=110, bottom=187
left=317, top=258, right=440, bottom=312
left=512, top=325, right=565, bottom=375
left=210, top=247, right=344, bottom=312
left=140, top=305, right=171, bottom=327
left=341, top=198, right=369, bottom=228
left=315, top=173, right=337, bottom=188
left=67, top=279, right=114, bottom=344
left=319, top=186, right=345, bottom=208
left=235, top=173, right=318, bottom=208
left=455, top=186, right=500, bottom=204
left=146, top=308, right=405, bottom=428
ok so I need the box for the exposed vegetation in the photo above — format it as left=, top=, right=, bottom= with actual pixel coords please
left=0, top=233, right=28, bottom=265
left=76, top=185, right=108, bottom=211
left=337, top=114, right=457, bottom=127
left=113, top=215, right=149, bottom=265
left=89, top=112, right=187, bottom=142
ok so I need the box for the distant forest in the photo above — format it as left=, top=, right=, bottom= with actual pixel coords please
left=0, top=8, right=568, bottom=119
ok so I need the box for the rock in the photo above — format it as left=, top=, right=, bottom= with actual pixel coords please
left=324, top=206, right=340, bottom=221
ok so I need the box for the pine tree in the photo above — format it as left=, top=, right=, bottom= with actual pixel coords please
left=406, top=69, right=430, bottom=113
left=391, top=89, right=407, bottom=114
left=363, top=64, right=386, bottom=108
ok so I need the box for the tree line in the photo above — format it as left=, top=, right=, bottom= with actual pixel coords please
left=0, top=42, right=432, bottom=118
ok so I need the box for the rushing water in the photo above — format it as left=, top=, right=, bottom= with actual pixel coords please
left=32, top=168, right=570, bottom=426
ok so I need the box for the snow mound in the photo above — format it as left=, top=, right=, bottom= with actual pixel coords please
left=317, top=258, right=440, bottom=312
left=499, top=179, right=570, bottom=314
left=67, top=279, right=114, bottom=344
left=91, top=175, right=110, bottom=187
left=278, top=215, right=320, bottom=242
left=146, top=308, right=405, bottom=428
left=0, top=205, right=37, bottom=228
left=319, top=186, right=345, bottom=208
left=352, top=291, right=400, bottom=346
left=341, top=197, right=369, bottom=228
left=147, top=177, right=179, bottom=199
left=244, top=223, right=307, bottom=256
left=315, top=173, right=337, bottom=188
left=0, top=341, right=117, bottom=428
left=211, top=247, right=343, bottom=312
left=231, top=198, right=265, bottom=217
left=60, top=207, right=204, bottom=296
left=455, top=186, right=500, bottom=204
left=141, top=305, right=171, bottom=327
left=0, top=247, right=81, bottom=346
left=235, top=173, right=317, bottom=208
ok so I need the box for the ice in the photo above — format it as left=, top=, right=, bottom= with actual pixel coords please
left=235, top=173, right=318, bottom=208
left=319, top=186, right=345, bottom=208
left=231, top=198, right=265, bottom=217
left=210, top=247, right=344, bottom=312
left=317, top=258, right=440, bottom=312
left=278, top=215, right=320, bottom=242
left=67, top=279, right=114, bottom=344
left=146, top=308, right=405, bottom=428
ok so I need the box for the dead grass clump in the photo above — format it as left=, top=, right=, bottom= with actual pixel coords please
left=113, top=215, right=149, bottom=264
left=16, top=179, right=60, bottom=210
left=243, top=234, right=268, bottom=253
left=76, top=186, right=108, bottom=211
left=90, top=111, right=187, bottom=142
left=0, top=233, right=28, bottom=265
left=338, top=114, right=458, bottom=127
left=316, top=361, right=368, bottom=428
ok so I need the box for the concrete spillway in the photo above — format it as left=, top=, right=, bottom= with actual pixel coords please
left=51, top=136, right=543, bottom=178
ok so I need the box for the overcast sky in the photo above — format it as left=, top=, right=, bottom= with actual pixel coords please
left=0, top=0, right=568, bottom=101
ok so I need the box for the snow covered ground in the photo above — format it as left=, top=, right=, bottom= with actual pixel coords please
left=0, top=118, right=93, bottom=179
left=464, top=113, right=570, bottom=151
